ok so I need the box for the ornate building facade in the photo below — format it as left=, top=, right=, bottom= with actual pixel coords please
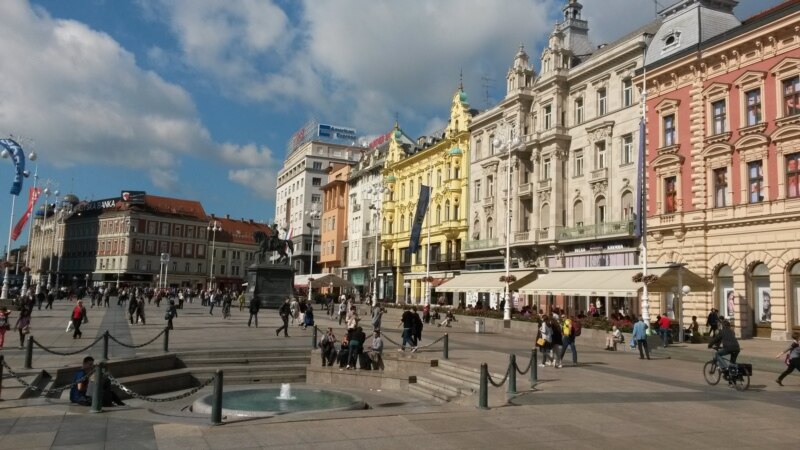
left=640, top=0, right=800, bottom=339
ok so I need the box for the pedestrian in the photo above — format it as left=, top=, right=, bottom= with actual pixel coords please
left=346, top=326, right=366, bottom=370
left=319, top=328, right=336, bottom=366
left=558, top=316, right=580, bottom=366
left=303, top=305, right=314, bottom=330
left=71, top=300, right=87, bottom=339
left=338, top=300, right=347, bottom=325
left=422, top=303, right=431, bottom=324
left=128, top=295, right=139, bottom=324
left=706, top=308, right=719, bottom=337
left=369, top=329, right=384, bottom=370
left=371, top=304, right=384, bottom=330
left=399, top=306, right=415, bottom=352
left=551, top=317, right=563, bottom=367
left=248, top=296, right=260, bottom=327
left=776, top=332, right=800, bottom=386
left=411, top=306, right=423, bottom=351
left=290, top=297, right=299, bottom=325
left=238, top=291, right=246, bottom=311
left=275, top=298, right=290, bottom=337
left=165, top=300, right=177, bottom=330
left=14, top=306, right=32, bottom=348
left=135, top=297, right=146, bottom=325
left=208, top=290, right=216, bottom=315
left=631, top=316, right=651, bottom=360
left=658, top=313, right=671, bottom=347
left=538, top=317, right=553, bottom=367
left=0, top=306, right=11, bottom=349
left=46, top=290, right=55, bottom=310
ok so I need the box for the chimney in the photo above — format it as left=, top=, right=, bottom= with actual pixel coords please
left=226, top=214, right=230, bottom=219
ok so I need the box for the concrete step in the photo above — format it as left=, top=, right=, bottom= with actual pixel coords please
left=432, top=360, right=504, bottom=390
left=217, top=373, right=306, bottom=384
left=408, top=382, right=454, bottom=403
left=113, top=368, right=198, bottom=397
left=180, top=355, right=310, bottom=367
left=414, top=373, right=464, bottom=398
left=188, top=364, right=308, bottom=377
left=175, top=348, right=311, bottom=360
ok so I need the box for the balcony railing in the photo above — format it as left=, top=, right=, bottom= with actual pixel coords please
left=514, top=230, right=534, bottom=243
left=557, top=220, right=634, bottom=240
left=537, top=228, right=551, bottom=240
left=518, top=182, right=532, bottom=196
left=590, top=167, right=608, bottom=182
left=538, top=179, right=552, bottom=190
left=482, top=196, right=494, bottom=206
left=464, top=238, right=500, bottom=251
left=377, top=260, right=394, bottom=269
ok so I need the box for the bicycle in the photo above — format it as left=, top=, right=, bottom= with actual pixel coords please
left=703, top=348, right=752, bottom=391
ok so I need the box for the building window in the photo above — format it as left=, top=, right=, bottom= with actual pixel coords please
left=312, top=161, right=322, bottom=170
left=622, top=79, right=633, bottom=107
left=621, top=191, right=633, bottom=220
left=542, top=158, right=551, bottom=180
left=596, top=141, right=606, bottom=169
left=312, top=177, right=321, bottom=186
left=663, top=114, right=676, bottom=147
left=622, top=134, right=633, bottom=165
left=487, top=175, right=494, bottom=197
left=787, top=154, right=800, bottom=198
left=711, top=100, right=726, bottom=135
left=474, top=180, right=481, bottom=200
left=784, top=76, right=800, bottom=116
left=575, top=151, right=584, bottom=177
left=486, top=218, right=494, bottom=239
left=714, top=167, right=728, bottom=207
left=311, top=194, right=320, bottom=203
left=595, top=197, right=606, bottom=223
left=444, top=200, right=451, bottom=221
left=664, top=176, right=677, bottom=213
left=573, top=200, right=583, bottom=226
left=748, top=161, right=764, bottom=203
left=543, top=105, right=552, bottom=130
left=574, top=98, right=584, bottom=125
left=598, top=88, right=607, bottom=115
left=746, top=89, right=762, bottom=126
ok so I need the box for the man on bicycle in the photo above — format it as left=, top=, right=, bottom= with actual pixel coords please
left=708, top=320, right=740, bottom=369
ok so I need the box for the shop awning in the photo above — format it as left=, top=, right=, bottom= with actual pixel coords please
left=293, top=274, right=326, bottom=289
left=435, top=270, right=536, bottom=293
left=518, top=265, right=712, bottom=297
left=309, top=273, right=355, bottom=289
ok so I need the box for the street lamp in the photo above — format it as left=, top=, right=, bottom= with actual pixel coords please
left=306, top=204, right=320, bottom=303
left=21, top=151, right=39, bottom=297
left=366, top=183, right=389, bottom=307
left=493, top=127, right=521, bottom=322
left=54, top=203, right=74, bottom=293
left=45, top=191, right=60, bottom=293
left=35, top=184, right=57, bottom=295
left=207, top=220, right=221, bottom=290
left=0, top=145, right=34, bottom=300
left=116, top=217, right=131, bottom=289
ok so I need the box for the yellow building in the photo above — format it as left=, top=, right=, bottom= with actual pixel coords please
left=381, top=88, right=475, bottom=304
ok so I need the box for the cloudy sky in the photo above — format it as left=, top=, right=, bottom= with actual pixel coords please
left=0, top=0, right=780, bottom=249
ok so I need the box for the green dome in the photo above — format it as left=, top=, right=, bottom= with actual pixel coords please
left=449, top=147, right=463, bottom=156
left=394, top=130, right=402, bottom=139
left=386, top=175, right=397, bottom=183
left=459, top=91, right=469, bottom=103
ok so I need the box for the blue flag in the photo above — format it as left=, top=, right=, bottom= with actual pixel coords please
left=408, top=185, right=430, bottom=254
left=633, top=119, right=646, bottom=238
left=0, top=138, right=26, bottom=196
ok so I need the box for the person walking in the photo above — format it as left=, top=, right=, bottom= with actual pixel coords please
left=128, top=295, right=139, bottom=324
left=45, top=290, right=55, bottom=310
left=248, top=296, right=260, bottom=327
left=658, top=313, right=671, bottom=347
left=775, top=332, right=800, bottom=386
left=135, top=297, right=146, bottom=325
left=0, top=306, right=11, bottom=349
left=631, top=316, right=651, bottom=360
left=338, top=300, right=347, bottom=325
left=371, top=304, right=384, bottom=331
left=275, top=298, right=291, bottom=337
left=71, top=300, right=87, bottom=339
left=399, top=307, right=415, bottom=352
left=346, top=326, right=366, bottom=370
left=14, top=306, right=32, bottom=348
left=165, top=300, right=177, bottom=330
left=238, top=291, right=246, bottom=312
left=411, top=306, right=423, bottom=351
left=706, top=308, right=719, bottom=337
left=538, top=318, right=553, bottom=367
left=559, top=316, right=580, bottom=366
left=208, top=290, right=216, bottom=315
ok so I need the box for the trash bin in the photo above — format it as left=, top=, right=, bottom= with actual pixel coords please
left=474, top=318, right=485, bottom=334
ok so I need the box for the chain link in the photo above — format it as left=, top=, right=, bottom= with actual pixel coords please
left=1, top=358, right=92, bottom=395
left=486, top=364, right=511, bottom=388
left=105, top=372, right=215, bottom=402
left=380, top=332, right=445, bottom=350
left=514, top=356, right=533, bottom=375
left=32, top=336, right=104, bottom=356
left=108, top=328, right=166, bottom=349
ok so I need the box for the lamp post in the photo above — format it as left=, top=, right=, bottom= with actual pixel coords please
left=21, top=151, right=39, bottom=297
left=366, top=183, right=389, bottom=307
left=207, top=220, right=221, bottom=290
left=54, top=203, right=74, bottom=294
left=493, top=128, right=521, bottom=321
left=306, top=205, right=320, bottom=303
left=116, top=217, right=131, bottom=289
left=0, top=146, right=34, bottom=300
left=35, top=184, right=57, bottom=295
left=46, top=192, right=61, bottom=293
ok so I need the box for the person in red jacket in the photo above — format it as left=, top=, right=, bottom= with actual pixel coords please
left=658, top=313, right=671, bottom=348
left=71, top=300, right=87, bottom=339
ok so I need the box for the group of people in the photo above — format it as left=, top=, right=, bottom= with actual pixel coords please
left=318, top=297, right=385, bottom=370
left=535, top=315, right=581, bottom=368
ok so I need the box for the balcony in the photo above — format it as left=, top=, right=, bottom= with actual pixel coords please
left=352, top=204, right=362, bottom=213
left=518, top=182, right=532, bottom=197
left=377, top=260, right=394, bottom=270
left=464, top=238, right=500, bottom=251
left=514, top=230, right=534, bottom=243
left=557, top=220, right=635, bottom=241
left=590, top=167, right=608, bottom=182
left=536, top=228, right=552, bottom=240
left=482, top=196, right=494, bottom=206
left=447, top=178, right=462, bottom=192
left=432, top=255, right=464, bottom=271
left=538, top=179, right=551, bottom=190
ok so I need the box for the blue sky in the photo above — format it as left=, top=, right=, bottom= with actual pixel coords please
left=0, top=0, right=780, bottom=253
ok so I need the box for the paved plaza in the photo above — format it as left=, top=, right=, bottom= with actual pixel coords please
left=1, top=299, right=799, bottom=449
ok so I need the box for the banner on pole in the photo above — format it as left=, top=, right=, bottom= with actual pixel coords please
left=11, top=187, right=41, bottom=241
left=408, top=185, right=430, bottom=254
left=0, top=138, right=27, bottom=196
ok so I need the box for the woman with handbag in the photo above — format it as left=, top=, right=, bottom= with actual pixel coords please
left=71, top=300, right=87, bottom=339
left=538, top=317, right=553, bottom=367
left=14, top=306, right=32, bottom=348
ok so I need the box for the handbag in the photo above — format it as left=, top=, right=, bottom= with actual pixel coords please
left=66, top=320, right=74, bottom=333
left=536, top=337, right=545, bottom=347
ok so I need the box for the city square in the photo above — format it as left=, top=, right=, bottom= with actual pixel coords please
left=2, top=0, right=800, bottom=448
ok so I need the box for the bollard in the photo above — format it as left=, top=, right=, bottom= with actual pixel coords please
left=211, top=370, right=224, bottom=425
left=102, top=331, right=110, bottom=361
left=443, top=333, right=449, bottom=360
left=312, top=326, right=318, bottom=349
left=531, top=348, right=538, bottom=386
left=477, top=363, right=489, bottom=410
left=507, top=354, right=517, bottom=396
left=163, top=327, right=170, bottom=352
left=90, top=361, right=105, bottom=414
left=0, top=355, right=4, bottom=399
left=24, top=335, right=33, bottom=369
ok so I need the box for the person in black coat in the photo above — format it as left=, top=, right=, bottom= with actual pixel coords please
left=411, top=306, right=423, bottom=350
left=248, top=296, right=260, bottom=327
left=275, top=298, right=291, bottom=337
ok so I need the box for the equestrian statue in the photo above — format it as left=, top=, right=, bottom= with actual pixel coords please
left=253, top=224, right=294, bottom=264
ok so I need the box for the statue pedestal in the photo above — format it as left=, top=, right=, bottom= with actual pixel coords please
left=245, top=263, right=294, bottom=309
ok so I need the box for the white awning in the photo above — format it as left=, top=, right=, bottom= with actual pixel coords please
left=436, top=270, right=536, bottom=293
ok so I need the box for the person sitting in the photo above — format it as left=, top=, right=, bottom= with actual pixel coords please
left=319, top=328, right=337, bottom=367
left=369, top=330, right=384, bottom=370
left=604, top=325, right=625, bottom=351
left=70, top=356, right=125, bottom=407
left=337, top=335, right=350, bottom=368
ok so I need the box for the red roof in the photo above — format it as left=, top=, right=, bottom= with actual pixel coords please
left=743, top=0, right=800, bottom=24
left=141, top=195, right=207, bottom=219
left=211, top=216, right=273, bottom=244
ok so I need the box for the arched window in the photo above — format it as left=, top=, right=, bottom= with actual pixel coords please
left=751, top=263, right=771, bottom=331
left=621, top=191, right=633, bottom=221
left=595, top=196, right=607, bottom=223
left=400, top=183, right=405, bottom=200
left=573, top=200, right=584, bottom=226
left=444, top=200, right=451, bottom=221
left=454, top=202, right=460, bottom=220
left=789, top=262, right=800, bottom=330
left=487, top=217, right=494, bottom=239
left=716, top=265, right=734, bottom=319
left=436, top=205, right=442, bottom=224
left=400, top=215, right=405, bottom=232
left=540, top=203, right=550, bottom=230
left=472, top=220, right=481, bottom=240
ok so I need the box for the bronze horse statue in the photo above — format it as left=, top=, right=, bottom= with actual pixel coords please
left=253, top=229, right=294, bottom=264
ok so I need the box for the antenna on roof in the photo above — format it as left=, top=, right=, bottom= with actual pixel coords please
left=481, top=74, right=494, bottom=109
left=654, top=0, right=663, bottom=17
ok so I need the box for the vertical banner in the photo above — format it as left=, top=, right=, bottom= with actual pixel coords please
left=0, top=138, right=27, bottom=196
left=634, top=119, right=646, bottom=238
left=408, top=185, right=431, bottom=254
left=11, top=187, right=41, bottom=241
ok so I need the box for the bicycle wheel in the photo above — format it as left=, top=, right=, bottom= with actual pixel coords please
left=733, top=373, right=750, bottom=391
left=703, top=360, right=720, bottom=385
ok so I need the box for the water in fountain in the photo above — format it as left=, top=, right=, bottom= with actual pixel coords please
left=276, top=383, right=295, bottom=400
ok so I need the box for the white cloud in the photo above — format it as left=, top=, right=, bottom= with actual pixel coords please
left=228, top=168, right=278, bottom=201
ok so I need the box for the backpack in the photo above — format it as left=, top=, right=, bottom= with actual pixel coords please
left=572, top=320, right=582, bottom=337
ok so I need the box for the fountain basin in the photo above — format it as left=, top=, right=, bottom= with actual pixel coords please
left=192, top=385, right=365, bottom=418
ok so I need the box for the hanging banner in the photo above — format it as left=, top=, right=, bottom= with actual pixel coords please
left=0, top=138, right=27, bottom=196
left=11, top=187, right=41, bottom=241
left=408, top=185, right=430, bottom=254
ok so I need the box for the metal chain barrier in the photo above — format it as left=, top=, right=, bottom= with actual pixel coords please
left=486, top=364, right=511, bottom=388
left=415, top=334, right=447, bottom=349
left=106, top=372, right=215, bottom=403
left=382, top=333, right=403, bottom=347
left=1, top=358, right=92, bottom=395
left=108, top=328, right=166, bottom=349
left=514, top=355, right=533, bottom=375
left=32, top=336, right=104, bottom=356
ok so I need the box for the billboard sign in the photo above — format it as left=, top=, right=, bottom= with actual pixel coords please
left=318, top=123, right=357, bottom=142
left=121, top=190, right=146, bottom=204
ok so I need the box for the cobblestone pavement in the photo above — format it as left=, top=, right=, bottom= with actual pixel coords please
left=1, top=299, right=798, bottom=449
